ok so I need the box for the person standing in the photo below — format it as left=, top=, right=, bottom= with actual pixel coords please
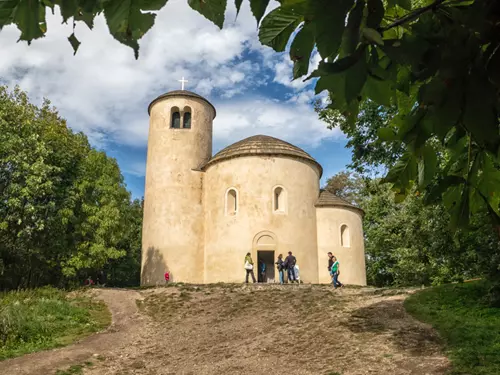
left=275, top=254, right=285, bottom=284
left=284, top=251, right=297, bottom=283
left=259, top=259, right=267, bottom=283
left=331, top=255, right=343, bottom=289
left=294, top=263, right=300, bottom=284
left=244, top=252, right=256, bottom=283
left=327, top=252, right=334, bottom=272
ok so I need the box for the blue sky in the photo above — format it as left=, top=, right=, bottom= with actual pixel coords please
left=0, top=0, right=352, bottom=199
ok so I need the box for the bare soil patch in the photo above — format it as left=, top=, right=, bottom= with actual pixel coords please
left=0, top=285, right=450, bottom=375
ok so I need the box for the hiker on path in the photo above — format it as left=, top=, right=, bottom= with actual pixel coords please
left=284, top=251, right=297, bottom=283
left=276, top=254, right=285, bottom=284
left=330, top=255, right=343, bottom=289
left=244, top=252, right=257, bottom=283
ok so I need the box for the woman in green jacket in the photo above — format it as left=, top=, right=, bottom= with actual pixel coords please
left=244, top=253, right=256, bottom=283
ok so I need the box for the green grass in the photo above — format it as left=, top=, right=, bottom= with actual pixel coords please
left=405, top=281, right=500, bottom=375
left=0, top=287, right=111, bottom=360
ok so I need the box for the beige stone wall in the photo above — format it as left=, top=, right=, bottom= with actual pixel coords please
left=203, top=156, right=321, bottom=283
left=141, top=96, right=214, bottom=285
left=316, top=207, right=367, bottom=286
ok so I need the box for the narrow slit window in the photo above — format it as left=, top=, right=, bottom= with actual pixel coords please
left=273, top=187, right=286, bottom=213
left=341, top=225, right=350, bottom=247
left=171, top=109, right=180, bottom=128
left=183, top=112, right=191, bottom=128
left=226, top=189, right=237, bottom=215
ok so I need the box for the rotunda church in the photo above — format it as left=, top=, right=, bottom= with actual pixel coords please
left=141, top=90, right=366, bottom=286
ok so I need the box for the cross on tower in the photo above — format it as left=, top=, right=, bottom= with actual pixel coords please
left=178, top=76, right=188, bottom=90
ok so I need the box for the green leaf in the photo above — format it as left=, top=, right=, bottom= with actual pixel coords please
left=475, top=153, right=500, bottom=216
left=463, top=69, right=499, bottom=151
left=250, top=0, right=270, bottom=24
left=486, top=44, right=500, bottom=90
left=396, top=0, right=411, bottom=10
left=382, top=151, right=417, bottom=194
left=10, top=0, right=46, bottom=42
left=259, top=6, right=302, bottom=52
left=417, top=145, right=437, bottom=188
left=104, top=0, right=169, bottom=58
left=289, top=22, right=315, bottom=79
left=345, top=47, right=368, bottom=103
left=0, top=0, right=17, bottom=27
left=341, top=0, right=364, bottom=56
left=68, top=32, right=80, bottom=55
left=188, top=0, right=227, bottom=29
left=362, top=27, right=384, bottom=45
left=235, top=0, right=243, bottom=16
left=424, top=175, right=466, bottom=204
left=366, top=0, right=384, bottom=29
left=307, top=45, right=366, bottom=79
left=377, top=127, right=398, bottom=141
left=444, top=185, right=469, bottom=229
left=57, top=0, right=78, bottom=23
left=311, top=0, right=355, bottom=59
left=363, top=75, right=393, bottom=106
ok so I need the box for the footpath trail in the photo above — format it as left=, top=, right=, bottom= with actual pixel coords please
left=0, top=285, right=450, bottom=375
left=0, top=288, right=146, bottom=375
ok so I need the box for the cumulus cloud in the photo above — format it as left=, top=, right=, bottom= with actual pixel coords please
left=213, top=96, right=342, bottom=151
left=0, top=0, right=342, bottom=181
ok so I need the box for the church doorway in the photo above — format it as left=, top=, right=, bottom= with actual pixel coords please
left=257, top=250, right=275, bottom=283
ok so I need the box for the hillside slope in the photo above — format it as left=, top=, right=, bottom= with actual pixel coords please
left=1, top=285, right=450, bottom=375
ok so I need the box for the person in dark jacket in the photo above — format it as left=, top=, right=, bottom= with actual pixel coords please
left=275, top=254, right=285, bottom=284
left=283, top=251, right=297, bottom=283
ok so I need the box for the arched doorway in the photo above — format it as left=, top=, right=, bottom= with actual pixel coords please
left=252, top=231, right=278, bottom=283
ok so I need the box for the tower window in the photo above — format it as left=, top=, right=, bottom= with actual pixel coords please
left=340, top=224, right=350, bottom=247
left=273, top=186, right=286, bottom=213
left=171, top=107, right=180, bottom=128
left=183, top=108, right=191, bottom=129
left=226, top=188, right=238, bottom=215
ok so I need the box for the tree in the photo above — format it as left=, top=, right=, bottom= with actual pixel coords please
left=316, top=100, right=403, bottom=174
left=324, top=171, right=365, bottom=206
left=327, top=172, right=499, bottom=289
left=0, top=86, right=142, bottom=289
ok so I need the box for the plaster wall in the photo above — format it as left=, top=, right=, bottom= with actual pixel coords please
left=141, top=96, right=214, bottom=285
left=316, top=207, right=367, bottom=286
left=203, top=156, right=321, bottom=283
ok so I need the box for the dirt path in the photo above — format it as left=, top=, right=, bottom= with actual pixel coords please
left=0, top=288, right=146, bottom=375
left=0, top=285, right=451, bottom=375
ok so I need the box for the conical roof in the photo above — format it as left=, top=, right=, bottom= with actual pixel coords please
left=202, top=135, right=322, bottom=176
left=315, top=190, right=364, bottom=215
left=148, top=90, right=216, bottom=118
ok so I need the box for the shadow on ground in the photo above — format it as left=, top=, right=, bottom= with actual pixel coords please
left=345, top=299, right=444, bottom=356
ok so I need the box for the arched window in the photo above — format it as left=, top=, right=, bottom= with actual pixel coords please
left=273, top=186, right=286, bottom=213
left=226, top=188, right=238, bottom=215
left=340, top=224, right=350, bottom=247
left=183, top=107, right=191, bottom=128
left=171, top=107, right=180, bottom=128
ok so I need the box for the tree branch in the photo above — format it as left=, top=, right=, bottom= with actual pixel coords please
left=379, top=0, right=448, bottom=32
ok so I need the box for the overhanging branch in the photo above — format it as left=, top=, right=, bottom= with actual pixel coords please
left=379, top=0, right=448, bottom=32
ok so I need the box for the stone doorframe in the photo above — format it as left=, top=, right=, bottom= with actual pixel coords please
left=252, top=231, right=278, bottom=276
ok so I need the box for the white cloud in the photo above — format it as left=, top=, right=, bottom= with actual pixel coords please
left=213, top=96, right=343, bottom=151
left=0, top=0, right=339, bottom=158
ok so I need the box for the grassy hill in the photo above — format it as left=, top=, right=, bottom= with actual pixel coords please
left=405, top=281, right=500, bottom=375
left=0, top=287, right=111, bottom=360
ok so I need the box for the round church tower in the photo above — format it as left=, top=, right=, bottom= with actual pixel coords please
left=141, top=90, right=215, bottom=285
